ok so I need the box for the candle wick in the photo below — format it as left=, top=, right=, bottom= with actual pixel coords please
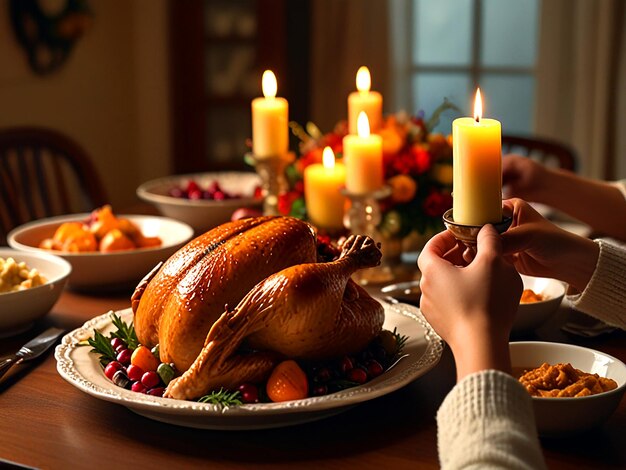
left=475, top=116, right=480, bottom=123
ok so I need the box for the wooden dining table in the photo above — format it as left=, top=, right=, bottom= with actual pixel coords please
left=1, top=278, right=625, bottom=469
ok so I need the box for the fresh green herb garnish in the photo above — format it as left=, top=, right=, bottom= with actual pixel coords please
left=111, top=313, right=138, bottom=350
left=198, top=388, right=243, bottom=407
left=392, top=327, right=409, bottom=356
left=87, top=329, right=117, bottom=367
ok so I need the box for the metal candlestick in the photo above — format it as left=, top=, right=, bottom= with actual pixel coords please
left=342, top=186, right=398, bottom=285
left=245, top=152, right=295, bottom=216
left=442, top=208, right=513, bottom=248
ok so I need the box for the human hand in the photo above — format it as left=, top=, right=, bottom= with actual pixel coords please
left=418, top=225, right=522, bottom=380
left=502, top=154, right=552, bottom=201
left=500, top=198, right=599, bottom=292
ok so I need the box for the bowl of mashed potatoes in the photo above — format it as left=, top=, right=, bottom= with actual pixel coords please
left=510, top=341, right=626, bottom=437
left=0, top=248, right=71, bottom=336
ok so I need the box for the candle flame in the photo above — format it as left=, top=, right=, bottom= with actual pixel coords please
left=262, top=70, right=277, bottom=99
left=357, top=111, right=370, bottom=138
left=474, top=88, right=483, bottom=122
left=356, top=66, right=371, bottom=93
left=322, top=146, right=335, bottom=169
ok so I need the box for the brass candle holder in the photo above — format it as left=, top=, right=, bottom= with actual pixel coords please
left=245, top=152, right=295, bottom=216
left=442, top=207, right=513, bottom=248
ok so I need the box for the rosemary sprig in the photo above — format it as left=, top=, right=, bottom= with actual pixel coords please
left=87, top=329, right=117, bottom=367
left=110, top=312, right=138, bottom=350
left=392, top=327, right=409, bottom=356
left=198, top=388, right=243, bottom=407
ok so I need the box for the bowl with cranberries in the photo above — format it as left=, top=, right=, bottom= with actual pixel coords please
left=137, top=172, right=263, bottom=232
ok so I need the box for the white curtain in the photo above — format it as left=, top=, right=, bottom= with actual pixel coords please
left=535, top=0, right=625, bottom=179
left=310, top=0, right=391, bottom=133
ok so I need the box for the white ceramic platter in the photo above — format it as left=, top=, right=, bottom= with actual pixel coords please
left=55, top=301, right=443, bottom=430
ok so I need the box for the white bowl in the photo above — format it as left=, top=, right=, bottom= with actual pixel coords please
left=137, top=172, right=263, bottom=233
left=0, top=248, right=71, bottom=336
left=510, top=341, right=626, bottom=437
left=7, top=214, right=194, bottom=292
left=512, top=275, right=566, bottom=333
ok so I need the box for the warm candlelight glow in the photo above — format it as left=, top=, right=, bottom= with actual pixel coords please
left=262, top=70, right=277, bottom=99
left=322, top=146, right=335, bottom=169
left=356, top=66, right=371, bottom=93
left=357, top=112, right=370, bottom=138
left=474, top=88, right=483, bottom=122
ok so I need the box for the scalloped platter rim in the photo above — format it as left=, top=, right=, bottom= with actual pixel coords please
left=55, top=301, right=443, bottom=430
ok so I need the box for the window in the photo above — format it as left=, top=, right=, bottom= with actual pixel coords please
left=390, top=0, right=540, bottom=135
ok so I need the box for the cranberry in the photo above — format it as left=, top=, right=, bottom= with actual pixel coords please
left=116, top=348, right=132, bottom=365
left=367, top=360, right=384, bottom=378
left=141, top=371, right=161, bottom=389
left=237, top=383, right=259, bottom=403
left=110, top=337, right=125, bottom=351
left=312, top=385, right=328, bottom=396
left=202, top=190, right=214, bottom=200
left=104, top=361, right=124, bottom=381
left=131, top=381, right=147, bottom=394
left=314, top=367, right=332, bottom=383
left=339, top=356, right=354, bottom=374
left=213, top=191, right=226, bottom=201
left=186, top=181, right=200, bottom=194
left=148, top=387, right=165, bottom=397
left=127, top=364, right=144, bottom=382
left=347, top=367, right=368, bottom=384
left=188, top=189, right=202, bottom=200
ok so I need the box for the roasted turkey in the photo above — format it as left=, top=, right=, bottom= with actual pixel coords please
left=164, top=233, right=384, bottom=400
left=132, top=216, right=318, bottom=371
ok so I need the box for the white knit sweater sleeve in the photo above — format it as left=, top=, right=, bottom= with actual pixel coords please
left=567, top=239, right=626, bottom=329
left=437, top=370, right=546, bottom=470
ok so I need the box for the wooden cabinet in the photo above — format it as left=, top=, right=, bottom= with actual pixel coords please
left=169, top=0, right=310, bottom=174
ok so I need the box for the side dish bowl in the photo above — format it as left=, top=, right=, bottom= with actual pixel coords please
left=510, top=341, right=626, bottom=437
left=7, top=214, right=194, bottom=292
left=512, top=275, right=565, bottom=334
left=137, top=172, right=263, bottom=233
left=0, top=248, right=71, bottom=336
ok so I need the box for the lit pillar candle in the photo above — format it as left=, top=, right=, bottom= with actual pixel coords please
left=343, top=112, right=384, bottom=194
left=348, top=66, right=383, bottom=135
left=251, top=70, right=289, bottom=157
left=304, top=146, right=347, bottom=230
left=452, top=88, right=502, bottom=225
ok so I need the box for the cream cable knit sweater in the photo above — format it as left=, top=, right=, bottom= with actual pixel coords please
left=567, top=238, right=626, bottom=329
left=437, top=370, right=547, bottom=470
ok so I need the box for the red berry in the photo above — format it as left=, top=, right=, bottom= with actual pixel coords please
left=312, top=385, right=328, bottom=396
left=141, top=371, right=160, bottom=389
left=213, top=191, right=226, bottom=201
left=238, top=383, right=259, bottom=403
left=188, top=189, right=202, bottom=200
left=339, top=356, right=354, bottom=374
left=169, top=187, right=184, bottom=198
left=347, top=367, right=368, bottom=384
left=104, top=361, right=123, bottom=381
left=314, top=367, right=332, bottom=383
left=147, top=387, right=165, bottom=397
left=186, top=180, right=200, bottom=194
left=110, top=337, right=125, bottom=351
left=116, top=348, right=132, bottom=365
left=367, top=360, right=384, bottom=378
left=127, top=364, right=144, bottom=381
left=131, top=381, right=147, bottom=393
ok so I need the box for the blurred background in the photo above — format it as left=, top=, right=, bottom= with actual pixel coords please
left=0, top=0, right=624, bottom=208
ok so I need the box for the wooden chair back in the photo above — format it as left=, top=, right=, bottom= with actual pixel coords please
left=502, top=134, right=578, bottom=172
left=0, top=127, right=107, bottom=245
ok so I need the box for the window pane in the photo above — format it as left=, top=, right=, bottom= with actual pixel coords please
left=413, top=72, right=470, bottom=133
left=414, top=0, right=473, bottom=66
left=481, top=0, right=539, bottom=67
left=480, top=74, right=534, bottom=134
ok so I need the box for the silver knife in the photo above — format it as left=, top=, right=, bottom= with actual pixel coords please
left=0, top=327, right=65, bottom=381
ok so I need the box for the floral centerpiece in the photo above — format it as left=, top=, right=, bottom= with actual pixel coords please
left=278, top=101, right=459, bottom=252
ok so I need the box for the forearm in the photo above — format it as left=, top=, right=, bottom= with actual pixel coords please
left=437, top=370, right=546, bottom=470
left=450, top=327, right=511, bottom=381
left=538, top=171, right=626, bottom=240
